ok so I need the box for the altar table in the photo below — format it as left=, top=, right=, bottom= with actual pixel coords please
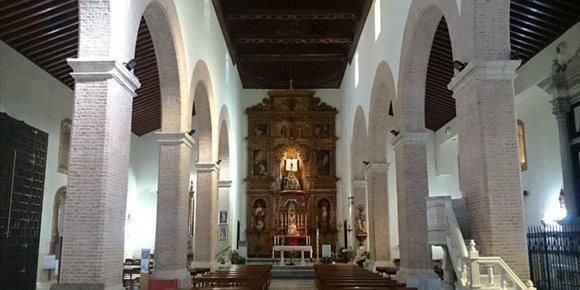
left=272, top=245, right=313, bottom=266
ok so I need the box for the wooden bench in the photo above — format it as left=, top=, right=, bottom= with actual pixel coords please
left=376, top=266, right=398, bottom=278
left=191, top=265, right=271, bottom=290
left=315, top=264, right=417, bottom=290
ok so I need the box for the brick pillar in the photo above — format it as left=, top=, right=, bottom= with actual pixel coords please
left=365, top=162, right=391, bottom=268
left=151, top=132, right=193, bottom=287
left=448, top=60, right=529, bottom=279
left=52, top=60, right=140, bottom=290
left=191, top=162, right=219, bottom=269
left=393, top=132, right=439, bottom=289
left=352, top=179, right=367, bottom=249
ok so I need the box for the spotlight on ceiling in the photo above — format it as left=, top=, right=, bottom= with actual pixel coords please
left=187, top=129, right=195, bottom=136
left=124, top=59, right=137, bottom=71
left=453, top=60, right=467, bottom=72
left=362, top=160, right=370, bottom=166
left=390, top=130, right=400, bottom=137
left=217, top=159, right=223, bottom=165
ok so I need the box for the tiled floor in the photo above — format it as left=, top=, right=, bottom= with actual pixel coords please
left=269, top=279, right=316, bottom=289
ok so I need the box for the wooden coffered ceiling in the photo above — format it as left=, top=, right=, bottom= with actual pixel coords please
left=212, top=0, right=373, bottom=89
left=0, top=1, right=578, bottom=135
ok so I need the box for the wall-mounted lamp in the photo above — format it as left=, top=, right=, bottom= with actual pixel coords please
left=216, top=159, right=222, bottom=165
left=124, top=59, right=137, bottom=71
left=390, top=130, right=400, bottom=137
left=187, top=129, right=195, bottom=136
left=362, top=160, right=369, bottom=166
left=346, top=224, right=353, bottom=233
left=347, top=196, right=354, bottom=206
left=453, top=60, right=467, bottom=72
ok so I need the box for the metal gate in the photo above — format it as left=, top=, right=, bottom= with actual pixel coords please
left=528, top=225, right=580, bottom=290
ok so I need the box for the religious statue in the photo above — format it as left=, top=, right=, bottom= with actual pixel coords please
left=287, top=202, right=298, bottom=236
left=283, top=172, right=301, bottom=190
left=356, top=204, right=368, bottom=245
left=356, top=205, right=367, bottom=234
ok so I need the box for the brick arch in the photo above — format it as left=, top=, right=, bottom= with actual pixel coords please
left=368, top=62, right=396, bottom=164
left=352, top=106, right=368, bottom=180
left=190, top=60, right=216, bottom=163
left=396, top=0, right=461, bottom=132
left=142, top=1, right=188, bottom=133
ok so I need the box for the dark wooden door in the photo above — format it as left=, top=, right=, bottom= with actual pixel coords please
left=0, top=112, right=48, bottom=290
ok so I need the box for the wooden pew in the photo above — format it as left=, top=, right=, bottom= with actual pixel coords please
left=315, top=264, right=417, bottom=290
left=190, top=264, right=271, bottom=290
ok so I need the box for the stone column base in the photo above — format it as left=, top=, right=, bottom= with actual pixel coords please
left=50, top=284, right=124, bottom=290
left=397, top=268, right=441, bottom=290
left=152, top=269, right=191, bottom=288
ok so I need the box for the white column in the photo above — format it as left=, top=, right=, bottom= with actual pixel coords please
left=152, top=132, right=193, bottom=287
left=53, top=60, right=140, bottom=290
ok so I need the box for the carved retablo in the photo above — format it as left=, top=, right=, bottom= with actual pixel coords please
left=245, top=90, right=339, bottom=257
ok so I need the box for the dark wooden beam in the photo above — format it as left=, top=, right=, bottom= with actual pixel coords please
left=236, top=37, right=352, bottom=44
left=226, top=11, right=355, bottom=21
left=240, top=53, right=347, bottom=62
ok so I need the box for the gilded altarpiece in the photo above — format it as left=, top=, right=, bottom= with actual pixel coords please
left=246, top=91, right=338, bottom=257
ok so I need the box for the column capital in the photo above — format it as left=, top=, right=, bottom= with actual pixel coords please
left=67, top=58, right=141, bottom=96
left=392, top=132, right=428, bottom=149
left=218, top=180, right=232, bottom=188
left=365, top=162, right=390, bottom=172
left=196, top=162, right=219, bottom=173
left=352, top=179, right=367, bottom=188
left=448, top=60, right=521, bottom=93
left=551, top=97, right=571, bottom=119
left=156, top=132, right=194, bottom=149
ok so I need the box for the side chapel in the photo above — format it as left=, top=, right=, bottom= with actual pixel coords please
left=245, top=90, right=338, bottom=257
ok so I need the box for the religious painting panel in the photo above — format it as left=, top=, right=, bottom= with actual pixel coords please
left=218, top=225, right=228, bottom=240
left=219, top=210, right=227, bottom=224
left=251, top=149, right=269, bottom=177
left=316, top=149, right=332, bottom=176
left=253, top=122, right=268, bottom=137
left=252, top=199, right=267, bottom=232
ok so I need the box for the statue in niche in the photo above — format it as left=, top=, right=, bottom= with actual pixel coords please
left=287, top=202, right=298, bottom=236
left=356, top=204, right=367, bottom=234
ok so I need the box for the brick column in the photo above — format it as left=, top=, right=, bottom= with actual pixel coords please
left=352, top=179, right=367, bottom=249
left=52, top=60, right=140, bottom=290
left=151, top=132, right=193, bottom=287
left=191, top=162, right=219, bottom=269
left=365, top=162, right=391, bottom=268
left=393, top=132, right=439, bottom=289
left=448, top=60, right=529, bottom=279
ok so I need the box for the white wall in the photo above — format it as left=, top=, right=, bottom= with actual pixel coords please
left=516, top=87, right=564, bottom=226
left=512, top=23, right=579, bottom=226
left=0, top=41, right=74, bottom=284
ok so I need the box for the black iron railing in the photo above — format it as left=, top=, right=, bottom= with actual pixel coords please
left=527, top=225, right=580, bottom=290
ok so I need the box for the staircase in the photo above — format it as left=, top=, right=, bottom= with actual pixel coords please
left=427, top=196, right=536, bottom=290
